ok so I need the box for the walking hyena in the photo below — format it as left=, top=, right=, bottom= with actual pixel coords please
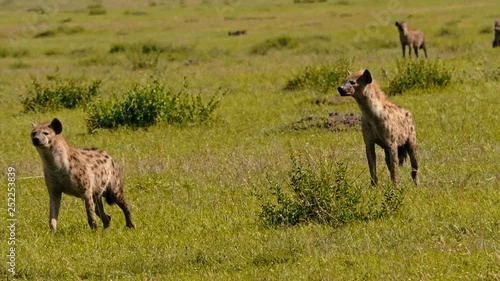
left=337, top=70, right=419, bottom=186
left=493, top=19, right=500, bottom=48
left=395, top=21, right=428, bottom=58
left=31, top=118, right=135, bottom=232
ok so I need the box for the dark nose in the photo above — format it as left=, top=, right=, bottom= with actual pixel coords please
left=337, top=87, right=345, bottom=95
left=32, top=137, right=41, bottom=146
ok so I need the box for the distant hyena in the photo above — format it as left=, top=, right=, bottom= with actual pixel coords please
left=31, top=118, right=135, bottom=232
left=493, top=20, right=500, bottom=48
left=338, top=70, right=419, bottom=186
left=395, top=21, right=428, bottom=58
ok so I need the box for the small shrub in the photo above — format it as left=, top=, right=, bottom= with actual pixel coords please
left=22, top=78, right=101, bottom=112
left=283, top=57, right=351, bottom=93
left=478, top=26, right=492, bottom=34
left=9, top=60, right=30, bottom=69
left=293, top=0, right=327, bottom=3
left=259, top=155, right=404, bottom=227
left=88, top=4, right=106, bottom=15
left=436, top=26, right=459, bottom=37
left=57, top=25, right=85, bottom=35
left=127, top=51, right=160, bottom=70
left=0, top=48, right=8, bottom=57
left=250, top=36, right=299, bottom=55
left=86, top=79, right=223, bottom=132
left=12, top=49, right=29, bottom=58
left=34, top=30, right=56, bottom=38
left=109, top=43, right=127, bottom=53
left=387, top=59, right=452, bottom=95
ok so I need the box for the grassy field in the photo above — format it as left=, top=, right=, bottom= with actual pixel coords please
left=1, top=0, right=499, bottom=280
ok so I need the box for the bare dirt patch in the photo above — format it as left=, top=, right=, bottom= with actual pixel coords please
left=287, top=112, right=361, bottom=132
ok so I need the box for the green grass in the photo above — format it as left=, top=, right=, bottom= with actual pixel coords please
left=1, top=0, right=499, bottom=280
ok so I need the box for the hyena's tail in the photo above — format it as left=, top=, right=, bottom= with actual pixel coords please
left=398, top=145, right=408, bottom=166
left=104, top=188, right=116, bottom=205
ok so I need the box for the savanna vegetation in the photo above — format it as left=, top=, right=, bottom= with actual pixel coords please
left=1, top=0, right=499, bottom=280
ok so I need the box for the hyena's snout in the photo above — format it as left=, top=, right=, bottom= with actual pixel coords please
left=338, top=86, right=349, bottom=96
left=31, top=135, right=42, bottom=146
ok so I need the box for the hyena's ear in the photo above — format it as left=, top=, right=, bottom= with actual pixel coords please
left=50, top=118, right=63, bottom=135
left=359, top=69, right=373, bottom=84
left=31, top=123, right=36, bottom=129
left=395, top=21, right=399, bottom=26
left=346, top=70, right=352, bottom=76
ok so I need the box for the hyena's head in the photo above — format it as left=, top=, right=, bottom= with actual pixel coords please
left=395, top=21, right=408, bottom=34
left=31, top=118, right=63, bottom=148
left=337, top=69, right=373, bottom=99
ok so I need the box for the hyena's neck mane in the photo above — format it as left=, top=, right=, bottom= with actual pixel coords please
left=37, top=135, right=71, bottom=172
left=355, top=81, right=390, bottom=120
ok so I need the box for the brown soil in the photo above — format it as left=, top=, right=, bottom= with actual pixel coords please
left=288, top=112, right=361, bottom=132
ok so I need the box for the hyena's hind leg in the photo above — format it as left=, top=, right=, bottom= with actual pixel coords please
left=94, top=194, right=111, bottom=229
left=421, top=44, right=428, bottom=58
left=105, top=184, right=135, bottom=228
left=404, top=140, right=419, bottom=186
left=84, top=195, right=98, bottom=230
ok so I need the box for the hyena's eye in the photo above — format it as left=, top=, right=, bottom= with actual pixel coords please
left=349, top=81, right=355, bottom=85
left=43, top=131, right=49, bottom=135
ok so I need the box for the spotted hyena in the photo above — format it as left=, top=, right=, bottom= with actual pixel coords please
left=493, top=20, right=500, bottom=48
left=31, top=118, right=135, bottom=232
left=395, top=21, right=428, bottom=58
left=337, top=70, right=419, bottom=186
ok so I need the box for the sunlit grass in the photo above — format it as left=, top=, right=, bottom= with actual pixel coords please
left=1, top=0, right=499, bottom=279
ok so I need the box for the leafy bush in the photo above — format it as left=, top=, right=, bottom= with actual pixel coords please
left=259, top=155, right=404, bottom=227
left=293, top=0, right=327, bottom=3
left=88, top=4, right=106, bottom=15
left=283, top=58, right=351, bottom=93
left=127, top=50, right=160, bottom=70
left=86, top=79, right=223, bottom=132
left=387, top=59, right=452, bottom=95
left=109, top=43, right=127, bottom=53
left=250, top=36, right=299, bottom=55
left=22, top=78, right=101, bottom=112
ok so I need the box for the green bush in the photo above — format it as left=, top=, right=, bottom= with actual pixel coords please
left=259, top=155, right=404, bottom=227
left=109, top=43, right=127, bottom=53
left=283, top=58, right=351, bottom=93
left=250, top=36, right=299, bottom=55
left=21, top=78, right=101, bottom=112
left=88, top=4, right=106, bottom=15
left=86, top=79, right=223, bottom=132
left=387, top=59, right=452, bottom=95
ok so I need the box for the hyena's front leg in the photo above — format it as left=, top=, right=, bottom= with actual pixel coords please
left=366, top=143, right=378, bottom=186
left=413, top=46, right=419, bottom=58
left=385, top=146, right=399, bottom=185
left=84, top=195, right=98, bottom=230
left=49, top=190, right=62, bottom=233
left=401, top=44, right=406, bottom=58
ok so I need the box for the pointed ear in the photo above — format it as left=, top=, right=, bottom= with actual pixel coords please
left=346, top=70, right=352, bottom=75
left=395, top=21, right=399, bottom=26
left=50, top=118, right=63, bottom=135
left=31, top=122, right=36, bottom=129
left=359, top=69, right=373, bottom=84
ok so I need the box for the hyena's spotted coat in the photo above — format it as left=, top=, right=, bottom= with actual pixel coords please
left=395, top=21, right=428, bottom=58
left=338, top=70, right=419, bottom=186
left=31, top=118, right=135, bottom=232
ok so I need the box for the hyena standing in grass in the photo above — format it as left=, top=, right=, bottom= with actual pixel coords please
left=31, top=118, right=135, bottom=232
left=395, top=21, right=428, bottom=58
left=338, top=70, right=419, bottom=186
left=493, top=20, right=500, bottom=48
